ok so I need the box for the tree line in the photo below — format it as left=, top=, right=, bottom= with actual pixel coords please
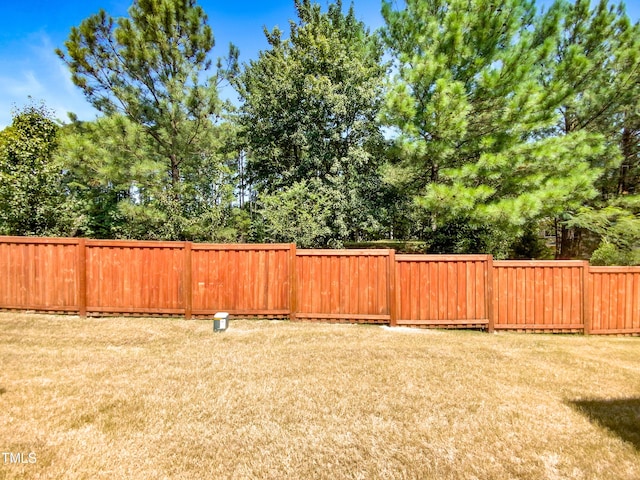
left=1, top=0, right=638, bottom=263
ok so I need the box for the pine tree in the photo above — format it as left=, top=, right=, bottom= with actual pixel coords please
left=381, top=0, right=605, bottom=257
left=56, top=0, right=239, bottom=240
left=547, top=0, right=640, bottom=261
left=57, top=114, right=241, bottom=241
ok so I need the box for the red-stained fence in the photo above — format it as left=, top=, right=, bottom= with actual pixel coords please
left=0, top=236, right=639, bottom=335
left=85, top=240, right=186, bottom=316
left=588, top=267, right=640, bottom=334
left=0, top=237, right=293, bottom=319
left=394, top=255, right=492, bottom=329
left=294, top=249, right=392, bottom=323
left=493, top=261, right=586, bottom=333
left=0, top=237, right=79, bottom=312
left=191, top=243, right=292, bottom=318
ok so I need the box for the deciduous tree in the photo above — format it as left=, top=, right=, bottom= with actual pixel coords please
left=236, top=0, right=388, bottom=246
left=0, top=104, right=82, bottom=236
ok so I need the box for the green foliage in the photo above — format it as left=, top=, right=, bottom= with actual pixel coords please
left=550, top=0, right=638, bottom=141
left=566, top=196, right=640, bottom=264
left=57, top=114, right=240, bottom=241
left=590, top=242, right=640, bottom=266
left=256, top=180, right=333, bottom=248
left=56, top=115, right=152, bottom=238
left=546, top=0, right=640, bottom=258
left=56, top=0, right=241, bottom=240
left=0, top=104, right=83, bottom=236
left=344, top=240, right=428, bottom=254
left=509, top=224, right=555, bottom=260
left=237, top=0, right=384, bottom=188
left=236, top=0, right=389, bottom=245
left=380, top=0, right=634, bottom=256
left=420, top=218, right=513, bottom=258
left=0, top=0, right=634, bottom=257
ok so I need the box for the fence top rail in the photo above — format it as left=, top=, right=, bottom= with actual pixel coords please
left=589, top=266, right=640, bottom=273
left=396, top=254, right=491, bottom=262
left=297, top=249, right=391, bottom=256
left=192, top=243, right=292, bottom=251
left=87, top=241, right=294, bottom=250
left=86, top=239, right=186, bottom=249
left=0, top=236, right=79, bottom=245
left=494, top=260, right=586, bottom=267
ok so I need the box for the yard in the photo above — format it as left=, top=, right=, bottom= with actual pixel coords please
left=1, top=313, right=639, bottom=480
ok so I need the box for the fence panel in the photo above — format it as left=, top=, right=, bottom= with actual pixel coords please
left=0, top=237, right=79, bottom=311
left=395, top=255, right=491, bottom=328
left=2, top=235, right=640, bottom=334
left=493, top=261, right=585, bottom=332
left=85, top=240, right=185, bottom=315
left=295, top=250, right=391, bottom=323
left=589, top=267, right=640, bottom=335
left=191, top=244, right=292, bottom=318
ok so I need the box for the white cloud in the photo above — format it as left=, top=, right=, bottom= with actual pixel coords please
left=0, top=71, right=44, bottom=97
left=0, top=32, right=98, bottom=128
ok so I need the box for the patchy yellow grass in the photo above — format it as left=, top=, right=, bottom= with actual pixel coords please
left=1, top=312, right=639, bottom=480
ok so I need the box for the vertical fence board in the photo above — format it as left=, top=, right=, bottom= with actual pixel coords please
left=388, top=250, right=397, bottom=327
left=603, top=273, right=611, bottom=330
left=460, top=262, right=467, bottom=319
left=78, top=239, right=87, bottom=317
left=486, top=256, right=494, bottom=332
left=476, top=261, right=486, bottom=322
left=184, top=242, right=192, bottom=319
left=289, top=244, right=297, bottom=320
left=623, top=273, right=632, bottom=330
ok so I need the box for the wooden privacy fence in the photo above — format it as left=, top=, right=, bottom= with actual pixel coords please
left=493, top=261, right=586, bottom=333
left=294, top=249, right=393, bottom=323
left=395, top=255, right=492, bottom=329
left=589, top=267, right=640, bottom=335
left=0, top=236, right=639, bottom=335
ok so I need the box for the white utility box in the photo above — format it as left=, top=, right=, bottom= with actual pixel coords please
left=213, top=312, right=229, bottom=332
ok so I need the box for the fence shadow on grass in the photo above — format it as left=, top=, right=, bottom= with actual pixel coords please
left=568, top=398, right=640, bottom=450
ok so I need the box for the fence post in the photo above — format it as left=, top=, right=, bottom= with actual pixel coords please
left=77, top=238, right=87, bottom=318
left=582, top=260, right=591, bottom=335
left=388, top=249, right=397, bottom=327
left=486, top=255, right=495, bottom=333
left=289, top=243, right=297, bottom=321
left=184, top=242, right=192, bottom=320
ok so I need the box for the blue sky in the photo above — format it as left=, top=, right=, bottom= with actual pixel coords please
left=0, top=0, right=638, bottom=129
left=0, top=0, right=388, bottom=128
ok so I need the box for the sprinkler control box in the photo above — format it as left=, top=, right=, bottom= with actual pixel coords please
left=213, top=312, right=229, bottom=332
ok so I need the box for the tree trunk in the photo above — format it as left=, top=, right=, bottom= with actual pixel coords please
left=618, top=126, right=635, bottom=194
left=557, top=224, right=583, bottom=259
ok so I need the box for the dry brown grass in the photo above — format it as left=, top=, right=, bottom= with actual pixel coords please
left=1, top=313, right=639, bottom=480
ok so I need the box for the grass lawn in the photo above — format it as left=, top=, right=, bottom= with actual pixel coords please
left=1, top=313, right=639, bottom=480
